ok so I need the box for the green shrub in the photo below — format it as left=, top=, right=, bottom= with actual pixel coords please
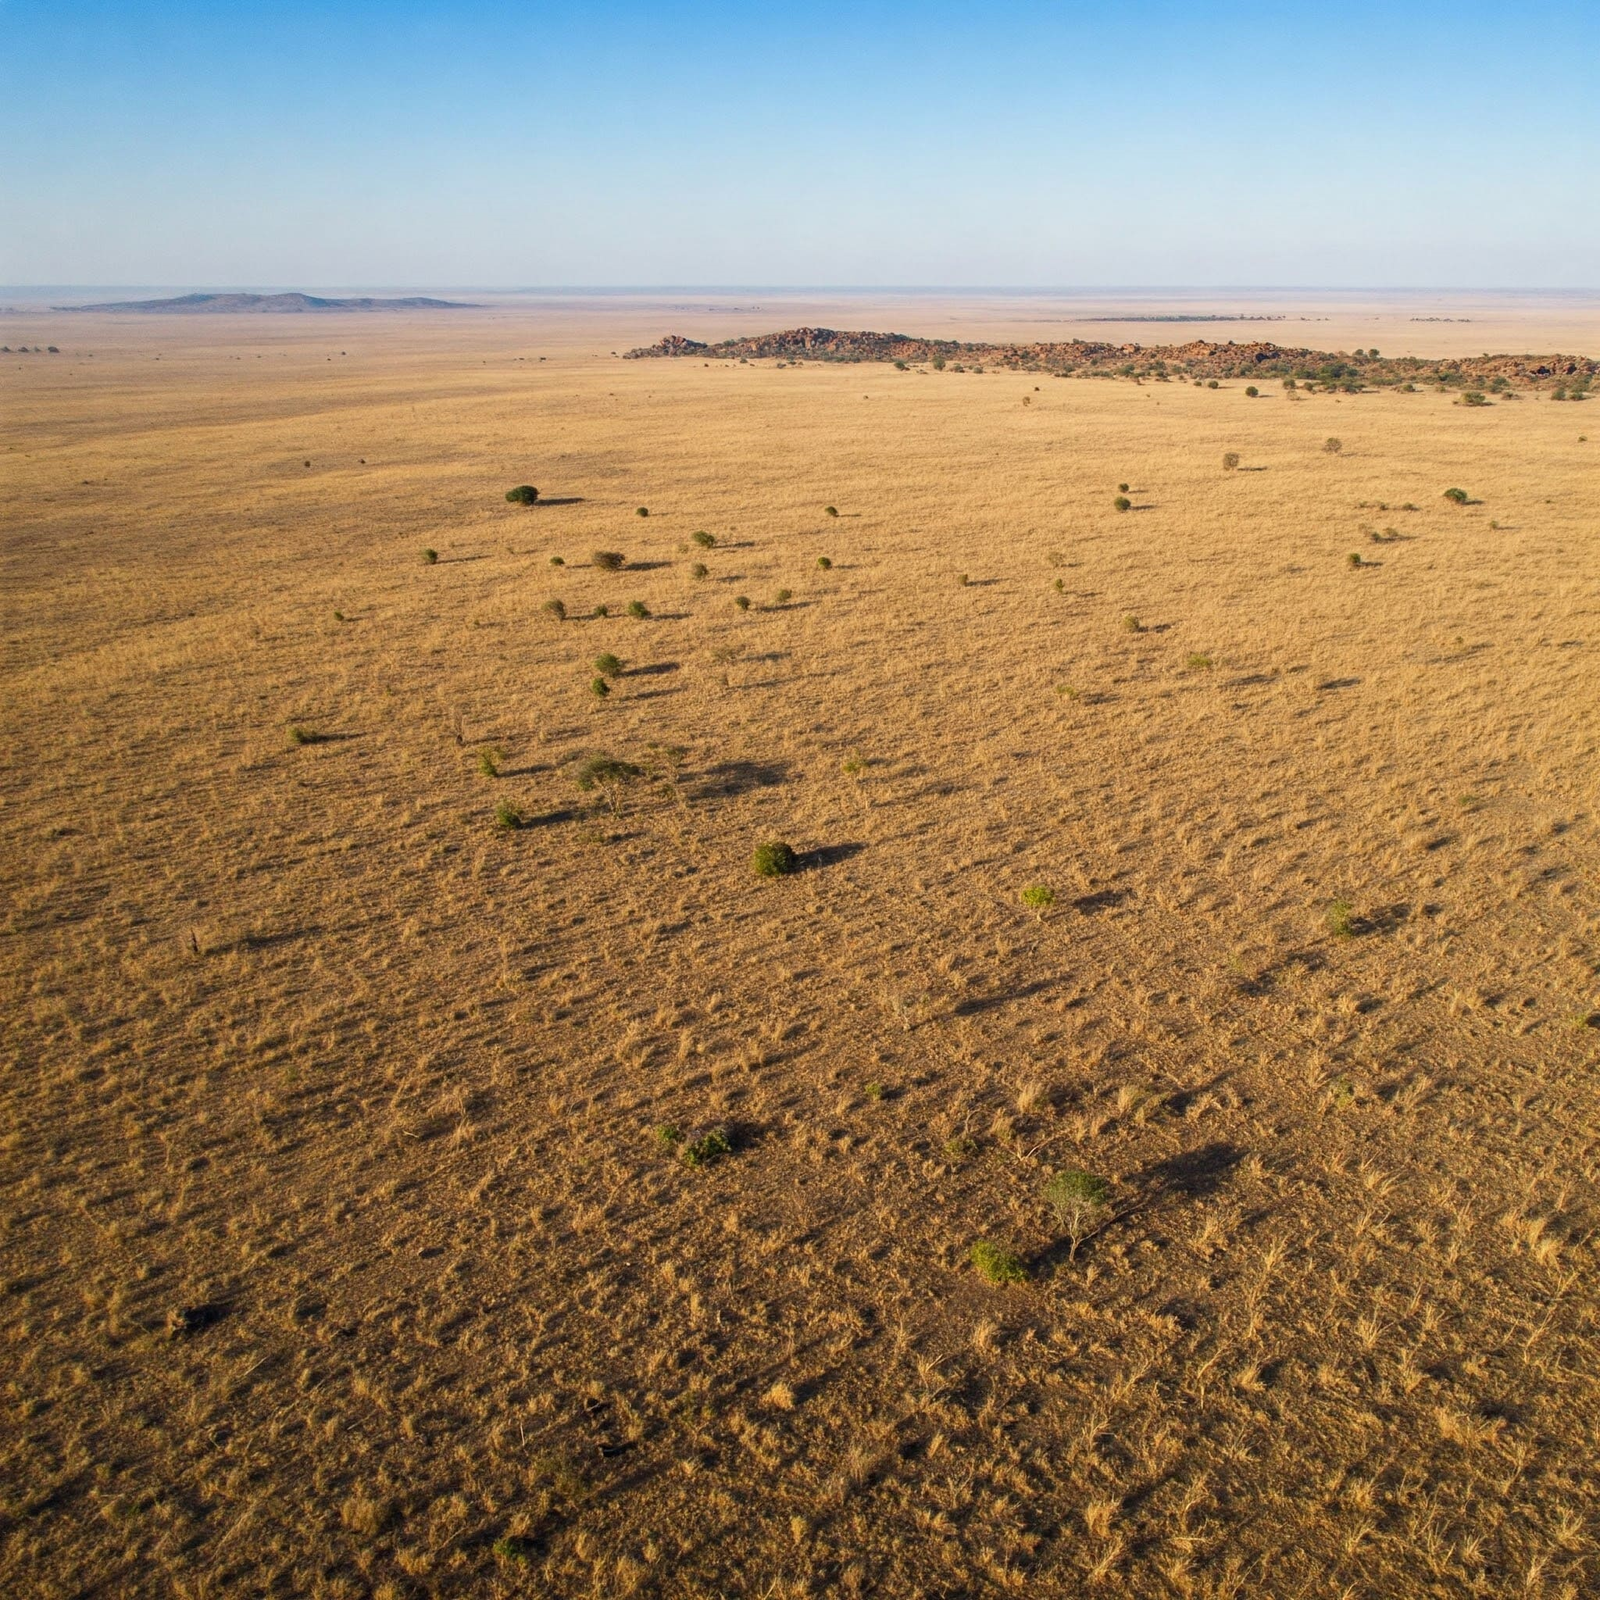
left=422, top=547, right=438, bottom=564
left=636, top=506, right=649, bottom=518
left=1113, top=495, right=1131, bottom=512
left=969, top=1240, right=1029, bottom=1285
left=752, top=840, right=798, bottom=878
left=549, top=555, right=564, bottom=566
left=1020, top=885, right=1055, bottom=913
left=1123, top=614, right=1143, bottom=633
left=1044, top=1169, right=1112, bottom=1260
left=1187, top=652, right=1213, bottom=669
left=592, top=604, right=609, bottom=618
left=286, top=725, right=321, bottom=746
left=734, top=595, right=751, bottom=611
left=1324, top=437, right=1343, bottom=455
left=1348, top=552, right=1363, bottom=568
left=690, top=562, right=709, bottom=580
left=1222, top=451, right=1240, bottom=470
left=592, top=550, right=625, bottom=571
left=824, top=505, right=839, bottom=518
left=1461, top=392, right=1488, bottom=407
left=816, top=555, right=832, bottom=570
left=477, top=747, right=502, bottom=778
left=681, top=1126, right=731, bottom=1168
left=590, top=676, right=610, bottom=699
left=1117, top=482, right=1130, bottom=493
left=543, top=598, right=567, bottom=621
left=1207, top=379, right=1219, bottom=389
left=493, top=800, right=523, bottom=831
left=1443, top=487, right=1469, bottom=504
left=593, top=652, right=624, bottom=679
left=692, top=529, right=716, bottom=548
left=505, top=485, right=539, bottom=504
left=654, top=1123, right=683, bottom=1150
left=774, top=589, right=792, bottom=605
left=1326, top=898, right=1356, bottom=938
left=1244, top=385, right=1259, bottom=398
left=627, top=600, right=650, bottom=619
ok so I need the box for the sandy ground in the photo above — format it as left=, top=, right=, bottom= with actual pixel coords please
left=2, top=301, right=1598, bottom=1597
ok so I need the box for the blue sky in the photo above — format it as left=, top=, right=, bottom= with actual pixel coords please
left=3, top=2, right=1596, bottom=287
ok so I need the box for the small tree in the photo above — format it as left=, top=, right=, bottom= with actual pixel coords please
left=1113, top=495, right=1131, bottom=512
left=1443, top=487, right=1470, bottom=504
left=593, top=652, right=624, bottom=679
left=1045, top=1169, right=1112, bottom=1260
left=692, top=530, right=716, bottom=548
left=573, top=755, right=644, bottom=814
left=592, top=550, right=625, bottom=571
left=505, top=485, right=539, bottom=505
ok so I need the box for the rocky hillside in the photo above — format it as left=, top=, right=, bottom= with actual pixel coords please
left=626, top=326, right=1596, bottom=386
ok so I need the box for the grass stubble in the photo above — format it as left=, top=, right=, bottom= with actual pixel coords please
left=1, top=305, right=1597, bottom=1598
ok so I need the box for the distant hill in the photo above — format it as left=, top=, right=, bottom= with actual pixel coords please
left=625, top=326, right=1595, bottom=385
left=57, top=292, right=477, bottom=313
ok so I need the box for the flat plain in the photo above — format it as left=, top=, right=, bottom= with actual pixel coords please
left=3, top=294, right=1598, bottom=1598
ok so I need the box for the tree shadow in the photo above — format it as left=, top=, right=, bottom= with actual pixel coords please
left=952, top=977, right=1054, bottom=1016
left=1134, top=1142, right=1243, bottom=1202
left=1316, top=677, right=1362, bottom=691
left=804, top=841, right=866, bottom=870
left=535, top=496, right=586, bottom=507
left=1072, top=887, right=1128, bottom=914
left=695, top=759, right=789, bottom=799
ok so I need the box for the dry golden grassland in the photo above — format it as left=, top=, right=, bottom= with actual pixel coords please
left=3, top=308, right=1599, bottom=1598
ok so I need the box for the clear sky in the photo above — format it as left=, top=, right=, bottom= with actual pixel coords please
left=3, top=1, right=1596, bottom=288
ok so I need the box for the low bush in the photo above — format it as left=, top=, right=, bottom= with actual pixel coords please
left=1222, top=451, right=1240, bottom=471
left=477, top=747, right=502, bottom=778
left=690, top=562, right=709, bottom=580
left=1326, top=898, right=1356, bottom=938
left=493, top=800, right=523, bottom=831
left=593, top=652, right=624, bottom=679
left=543, top=598, right=567, bottom=621
left=1187, top=652, right=1213, bottom=669
left=549, top=555, right=564, bottom=566
left=752, top=840, right=798, bottom=878
left=1123, top=614, right=1143, bottom=633
left=1021, top=885, right=1055, bottom=914
left=1245, top=385, right=1259, bottom=398
left=1443, top=487, right=1470, bottom=504
left=681, top=1126, right=731, bottom=1168
left=505, top=485, right=539, bottom=504
left=734, top=595, right=751, bottom=611
left=824, top=505, right=839, bottom=518
left=1324, top=437, right=1343, bottom=454
left=573, top=754, right=644, bottom=813
left=590, top=677, right=611, bottom=699
left=816, top=556, right=832, bottom=570
left=1113, top=495, right=1131, bottom=512
left=627, top=600, right=650, bottom=619
left=774, top=588, right=792, bottom=605
left=422, top=547, right=438, bottom=564
left=692, top=529, right=716, bottom=548
left=592, top=550, right=625, bottom=571
left=636, top=506, right=649, bottom=518
left=969, top=1240, right=1029, bottom=1285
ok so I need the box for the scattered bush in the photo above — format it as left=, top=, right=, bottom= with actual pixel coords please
left=627, top=600, right=651, bottom=619
left=592, top=550, right=625, bottom=571
left=593, top=652, right=624, bottom=679
left=1044, top=1169, right=1112, bottom=1260
left=1021, top=885, right=1055, bottom=914
left=636, top=506, right=649, bottom=518
left=286, top=726, right=321, bottom=746
left=692, top=530, right=716, bottom=548
left=1461, top=392, right=1488, bottom=407
left=1443, top=487, right=1469, bottom=504
left=1207, top=379, right=1219, bottom=389
left=422, top=547, right=439, bottom=564
left=681, top=1127, right=731, bottom=1168
left=1123, top=614, right=1143, bottom=633
left=1113, top=496, right=1131, bottom=512
left=816, top=555, right=832, bottom=570
left=1347, top=552, right=1363, bottom=568
left=654, top=1124, right=683, bottom=1151
left=590, top=677, right=611, bottom=699
left=1326, top=898, right=1356, bottom=939
left=477, top=747, right=502, bottom=778
left=734, top=595, right=752, bottom=611
left=969, top=1240, right=1029, bottom=1286
left=1244, top=385, right=1259, bottom=398
left=505, top=485, right=539, bottom=504
left=690, top=562, right=709, bottom=580
left=957, top=572, right=970, bottom=586
left=493, top=800, right=523, bottom=831
left=1222, top=451, right=1240, bottom=471
left=774, top=588, right=792, bottom=605
left=592, top=604, right=609, bottom=618
left=1117, top=482, right=1130, bottom=493
left=549, top=555, right=564, bottom=566
left=543, top=598, right=567, bottom=621
left=752, top=840, right=798, bottom=878
left=824, top=505, right=839, bottom=518
left=1186, top=652, right=1213, bottom=669
left=1323, top=437, right=1343, bottom=455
